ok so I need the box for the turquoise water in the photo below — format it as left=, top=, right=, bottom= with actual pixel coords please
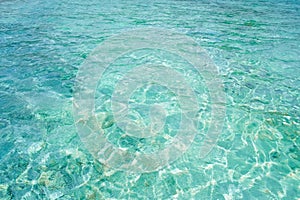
left=0, top=0, right=299, bottom=199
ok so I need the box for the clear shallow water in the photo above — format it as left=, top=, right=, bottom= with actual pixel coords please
left=0, top=0, right=299, bottom=199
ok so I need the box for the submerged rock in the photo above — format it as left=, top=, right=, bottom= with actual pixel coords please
left=101, top=115, right=114, bottom=129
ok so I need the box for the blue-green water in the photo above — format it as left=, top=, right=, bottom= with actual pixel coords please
left=0, top=0, right=299, bottom=199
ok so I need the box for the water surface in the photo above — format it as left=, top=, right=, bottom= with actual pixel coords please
left=0, top=0, right=299, bottom=199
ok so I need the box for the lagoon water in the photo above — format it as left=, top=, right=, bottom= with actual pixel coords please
left=0, top=0, right=299, bottom=199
